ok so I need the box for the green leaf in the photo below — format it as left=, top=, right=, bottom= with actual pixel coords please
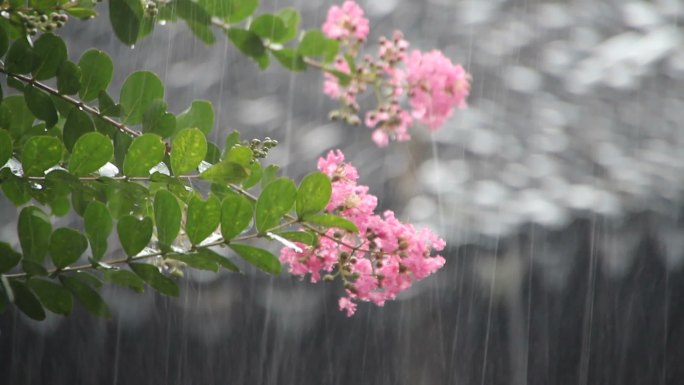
left=65, top=7, right=98, bottom=19
left=50, top=227, right=88, bottom=269
left=255, top=178, right=296, bottom=233
left=117, top=215, right=153, bottom=257
left=195, top=248, right=239, bottom=272
left=221, top=194, right=253, bottom=240
left=167, top=252, right=218, bottom=272
left=272, top=48, right=306, bottom=71
left=171, top=127, right=206, bottom=175
left=6, top=38, right=37, bottom=74
left=1, top=171, right=31, bottom=205
left=186, top=195, right=221, bottom=245
left=21, top=135, right=63, bottom=176
left=62, top=108, right=95, bottom=152
left=10, top=280, right=46, bottom=320
left=187, top=21, right=216, bottom=44
left=84, top=201, right=113, bottom=261
left=32, top=33, right=67, bottom=80
left=98, top=91, right=122, bottom=117
left=129, top=263, right=179, bottom=296
left=241, top=162, right=262, bottom=189
left=0, top=21, right=8, bottom=57
left=199, top=160, right=248, bottom=184
left=198, top=0, right=257, bottom=22
left=225, top=145, right=252, bottom=167
left=153, top=190, right=181, bottom=246
left=142, top=99, right=175, bottom=138
left=60, top=275, right=111, bottom=318
left=102, top=269, right=145, bottom=292
left=28, top=278, right=72, bottom=316
left=74, top=271, right=103, bottom=288
left=22, top=260, right=48, bottom=276
left=298, top=30, right=329, bottom=57
left=109, top=0, right=143, bottom=45
left=296, top=172, right=332, bottom=219
left=122, top=133, right=165, bottom=177
left=205, top=141, right=221, bottom=163
left=69, top=132, right=113, bottom=176
left=224, top=130, right=240, bottom=151
left=176, top=100, right=214, bottom=135
left=227, top=28, right=268, bottom=69
left=120, top=71, right=164, bottom=125
left=276, top=230, right=315, bottom=245
left=24, top=86, right=58, bottom=127
left=113, top=131, right=133, bottom=170
left=78, top=49, right=113, bottom=102
left=261, top=164, right=280, bottom=187
left=172, top=0, right=211, bottom=24
left=229, top=244, right=280, bottom=274
left=3, top=96, right=34, bottom=138
left=0, top=242, right=21, bottom=273
left=250, top=14, right=287, bottom=42
left=276, top=8, right=300, bottom=43
left=0, top=129, right=11, bottom=167
left=304, top=213, right=359, bottom=233
left=56, top=61, right=82, bottom=95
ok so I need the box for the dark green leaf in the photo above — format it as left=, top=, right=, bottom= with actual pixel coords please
left=153, top=190, right=181, bottom=246
left=117, top=215, right=153, bottom=257
left=69, top=132, right=113, bottom=176
left=98, top=91, right=121, bottom=117
left=0, top=242, right=21, bottom=273
left=102, top=269, right=145, bottom=292
left=56, top=61, right=82, bottom=95
left=0, top=129, right=11, bottom=167
left=0, top=21, right=8, bottom=57
left=304, top=213, right=359, bottom=233
left=187, top=21, right=216, bottom=44
left=78, top=49, right=113, bottom=102
left=205, top=141, right=221, bottom=163
left=63, top=108, right=95, bottom=152
left=10, top=280, right=46, bottom=320
left=255, top=178, right=296, bottom=232
left=272, top=48, right=306, bottom=71
left=241, top=162, right=262, bottom=189
left=298, top=30, right=328, bottom=57
left=250, top=14, right=287, bottom=42
left=28, top=278, right=72, bottom=316
left=84, top=201, right=113, bottom=261
left=113, top=131, right=132, bottom=170
left=74, top=271, right=103, bottom=288
left=109, top=0, right=143, bottom=45
left=194, top=248, right=239, bottom=272
left=171, top=127, right=207, bottom=175
left=199, top=160, right=248, bottom=184
left=6, top=38, right=37, bottom=74
left=130, top=263, right=179, bottom=296
left=1, top=173, right=31, bottom=206
left=32, top=33, right=67, bottom=80
left=198, top=0, right=257, bottom=22
left=221, top=193, right=252, bottom=240
left=229, top=244, right=280, bottom=274
left=296, top=172, right=332, bottom=218
left=50, top=227, right=88, bottom=269
left=120, top=71, right=164, bottom=125
left=225, top=145, right=252, bottom=167
left=186, top=195, right=220, bottom=245
left=176, top=100, right=214, bottom=135
left=276, top=230, right=315, bottom=245
left=24, top=86, right=58, bottom=127
left=227, top=28, right=268, bottom=69
left=223, top=130, right=240, bottom=151
left=22, top=260, right=48, bottom=276
left=122, top=133, right=165, bottom=177
left=142, top=99, right=175, bottom=138
left=167, top=252, right=218, bottom=272
left=65, top=7, right=98, bottom=19
left=60, top=275, right=111, bottom=318
left=2, top=96, right=34, bottom=138
left=21, top=135, right=63, bottom=176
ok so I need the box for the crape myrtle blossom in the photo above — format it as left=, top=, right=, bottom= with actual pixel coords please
left=320, top=1, right=471, bottom=146
left=279, top=150, right=446, bottom=316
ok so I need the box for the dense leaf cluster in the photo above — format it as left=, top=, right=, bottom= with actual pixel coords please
left=0, top=0, right=359, bottom=320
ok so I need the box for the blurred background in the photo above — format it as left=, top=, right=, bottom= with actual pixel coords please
left=3, top=0, right=684, bottom=383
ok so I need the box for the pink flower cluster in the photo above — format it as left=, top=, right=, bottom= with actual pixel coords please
left=320, top=1, right=471, bottom=147
left=279, top=150, right=446, bottom=316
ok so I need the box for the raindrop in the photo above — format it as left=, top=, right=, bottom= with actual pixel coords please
left=158, top=20, right=167, bottom=26
left=130, top=45, right=135, bottom=50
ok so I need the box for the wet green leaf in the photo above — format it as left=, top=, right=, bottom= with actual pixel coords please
left=3, top=96, right=34, bottom=138
left=296, top=172, right=332, bottom=219
left=153, top=190, right=181, bottom=247
left=22, top=135, right=63, bottom=176
left=304, top=213, right=358, bottom=233
left=102, top=269, right=145, bottom=292
left=123, top=133, right=165, bottom=177
left=255, top=178, right=296, bottom=232
left=120, top=71, right=164, bottom=125
left=276, top=230, right=315, bottom=246
left=60, top=275, right=111, bottom=318
left=250, top=14, right=287, bottom=42
left=84, top=201, right=113, bottom=261
left=24, top=86, right=58, bottom=127
left=6, top=38, right=37, bottom=74
left=0, top=242, right=21, bottom=273
left=276, top=8, right=300, bottom=43
left=130, top=263, right=179, bottom=296
left=229, top=244, right=280, bottom=274
left=62, top=108, right=95, bottom=152
left=227, top=28, right=268, bottom=69
left=171, top=127, right=206, bottom=175
left=117, top=215, right=153, bottom=257
left=176, top=100, right=214, bottom=135
left=50, top=227, right=88, bottom=269
left=198, top=0, right=257, bottom=22
left=56, top=61, right=82, bottom=95
left=78, top=49, right=113, bottom=102
left=28, top=278, right=72, bottom=316
left=221, top=194, right=253, bottom=240
left=0, top=22, right=8, bottom=57
left=10, top=280, right=46, bottom=320
left=0, top=129, right=11, bottom=167
left=109, top=0, right=143, bottom=45
left=272, top=48, right=306, bottom=71
left=186, top=195, right=221, bottom=245
left=142, top=99, right=175, bottom=138
left=32, top=33, right=67, bottom=80
left=200, top=160, right=248, bottom=184
left=69, top=132, right=113, bottom=176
